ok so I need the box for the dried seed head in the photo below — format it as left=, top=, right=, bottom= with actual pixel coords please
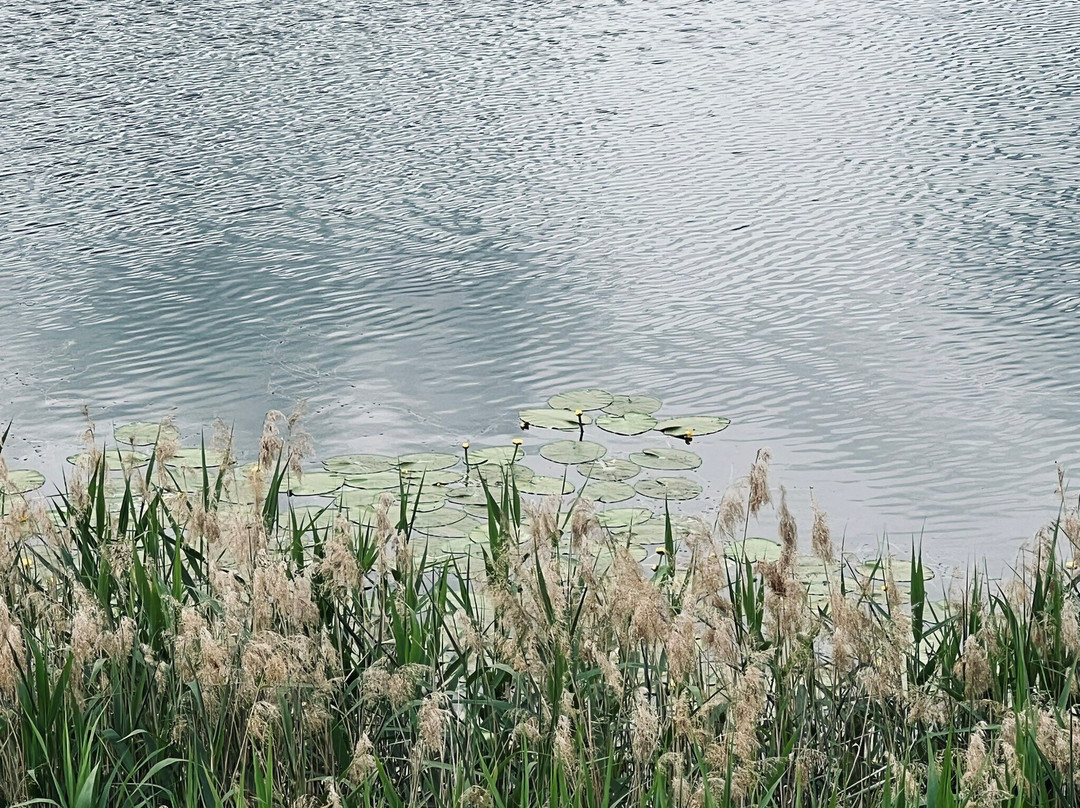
left=418, top=692, right=449, bottom=757
left=715, top=479, right=747, bottom=541
left=810, top=491, right=834, bottom=564
left=748, top=449, right=772, bottom=518
left=348, top=733, right=377, bottom=783
left=953, top=636, right=993, bottom=698
left=631, top=689, right=659, bottom=767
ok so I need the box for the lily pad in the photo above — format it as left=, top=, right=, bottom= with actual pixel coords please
left=444, top=486, right=490, bottom=507
left=596, top=508, right=653, bottom=529
left=603, top=395, right=663, bottom=417
left=392, top=491, right=448, bottom=512
left=397, top=453, right=458, bottom=473
left=629, top=447, right=702, bottom=471
left=67, top=450, right=150, bottom=470
left=476, top=463, right=534, bottom=486
left=539, top=440, right=607, bottom=465
left=323, top=454, right=395, bottom=475
left=398, top=469, right=463, bottom=487
left=654, top=416, right=730, bottom=438
left=164, top=448, right=227, bottom=468
left=287, top=505, right=336, bottom=531
left=114, top=421, right=180, bottom=446
left=470, top=446, right=527, bottom=466
left=634, top=477, right=702, bottom=501
left=580, top=481, right=636, bottom=503
left=0, top=469, right=46, bottom=495
left=595, top=412, right=657, bottom=436
left=576, top=458, right=640, bottom=482
left=413, top=522, right=472, bottom=540
left=518, top=476, right=575, bottom=496
left=518, top=409, right=590, bottom=430
left=725, top=537, right=781, bottom=563
left=547, top=389, right=614, bottom=411
left=344, top=471, right=404, bottom=490
left=411, top=508, right=467, bottom=529
left=286, top=471, right=345, bottom=497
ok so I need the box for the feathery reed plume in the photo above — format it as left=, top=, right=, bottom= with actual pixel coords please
left=810, top=490, right=835, bottom=564
left=747, top=448, right=772, bottom=522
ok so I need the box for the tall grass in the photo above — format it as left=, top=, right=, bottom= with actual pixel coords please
left=1, top=420, right=1080, bottom=807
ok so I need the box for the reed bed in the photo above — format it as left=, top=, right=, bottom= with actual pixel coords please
left=1, top=417, right=1080, bottom=807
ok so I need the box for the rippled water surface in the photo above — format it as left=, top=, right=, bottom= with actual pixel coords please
left=2, top=0, right=1079, bottom=564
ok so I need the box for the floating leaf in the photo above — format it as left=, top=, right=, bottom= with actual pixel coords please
left=114, top=421, right=180, bottom=446
left=164, top=448, right=227, bottom=468
left=392, top=491, right=448, bottom=512
left=654, top=416, right=730, bottom=438
left=476, top=463, right=534, bottom=485
left=344, top=471, right=403, bottom=490
left=634, top=477, right=702, bottom=501
left=595, top=412, right=657, bottom=436
left=323, top=454, right=395, bottom=475
left=398, top=452, right=458, bottom=472
left=445, top=486, right=490, bottom=507
left=67, top=450, right=150, bottom=470
left=337, top=488, right=382, bottom=510
left=603, top=394, right=663, bottom=417
left=287, top=505, right=336, bottom=531
left=576, top=458, right=640, bottom=482
left=0, top=469, right=46, bottom=495
left=725, top=537, right=781, bottom=562
left=547, top=389, right=614, bottom=411
left=413, top=522, right=472, bottom=540
left=399, top=469, right=463, bottom=487
left=629, top=447, right=702, bottom=471
left=539, top=440, right=607, bottom=465
left=596, top=508, right=653, bottom=529
left=580, top=481, right=636, bottom=503
left=286, top=471, right=345, bottom=496
left=411, top=508, right=467, bottom=529
left=518, top=476, right=575, bottom=496
left=518, top=408, right=590, bottom=430
left=470, top=446, right=527, bottom=466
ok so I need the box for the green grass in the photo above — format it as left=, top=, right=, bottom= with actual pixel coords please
left=1, top=426, right=1080, bottom=807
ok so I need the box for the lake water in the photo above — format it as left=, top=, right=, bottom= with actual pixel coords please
left=2, top=0, right=1078, bottom=566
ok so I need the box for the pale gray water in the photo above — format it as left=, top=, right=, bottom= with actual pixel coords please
left=2, top=0, right=1078, bottom=565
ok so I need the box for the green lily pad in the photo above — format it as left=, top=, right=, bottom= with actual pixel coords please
left=603, top=395, right=663, bottom=417
left=397, top=453, right=458, bottom=473
left=595, top=412, right=657, bottom=436
left=654, top=416, right=731, bottom=438
left=580, top=481, right=636, bottom=503
left=518, top=409, right=591, bottom=430
left=547, top=389, right=614, bottom=411
left=411, top=508, right=467, bottom=529
left=518, top=475, right=575, bottom=496
left=67, top=450, right=150, bottom=470
left=285, top=471, right=345, bottom=497
left=392, top=491, right=448, bottom=512
left=629, top=447, right=702, bottom=471
left=164, top=448, right=227, bottom=468
left=539, top=440, right=607, bottom=465
left=287, top=505, right=336, bottom=531
left=413, top=522, right=472, bottom=540
left=397, top=469, right=463, bottom=487
left=476, top=463, right=534, bottom=486
left=323, top=454, right=395, bottom=475
left=725, top=537, right=781, bottom=563
left=444, top=486, right=490, bottom=507
left=576, top=458, right=640, bottom=482
left=634, top=477, right=702, bottom=501
left=337, top=488, right=382, bottom=508
left=469, top=446, right=527, bottom=466
left=596, top=508, right=653, bottom=529
left=0, top=469, right=46, bottom=495
left=114, top=421, right=180, bottom=446
left=344, top=471, right=404, bottom=490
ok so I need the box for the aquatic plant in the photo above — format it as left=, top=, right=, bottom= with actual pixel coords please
left=0, top=396, right=1079, bottom=807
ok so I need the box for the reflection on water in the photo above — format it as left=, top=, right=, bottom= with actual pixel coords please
left=2, top=0, right=1078, bottom=565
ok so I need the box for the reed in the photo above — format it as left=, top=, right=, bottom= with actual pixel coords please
left=1, top=417, right=1079, bottom=808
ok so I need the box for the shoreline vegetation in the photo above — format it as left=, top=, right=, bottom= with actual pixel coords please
left=1, top=400, right=1079, bottom=808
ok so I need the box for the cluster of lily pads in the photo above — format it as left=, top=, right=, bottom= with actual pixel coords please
left=0, top=390, right=934, bottom=600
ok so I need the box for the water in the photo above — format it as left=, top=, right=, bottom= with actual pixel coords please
left=2, top=0, right=1078, bottom=566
